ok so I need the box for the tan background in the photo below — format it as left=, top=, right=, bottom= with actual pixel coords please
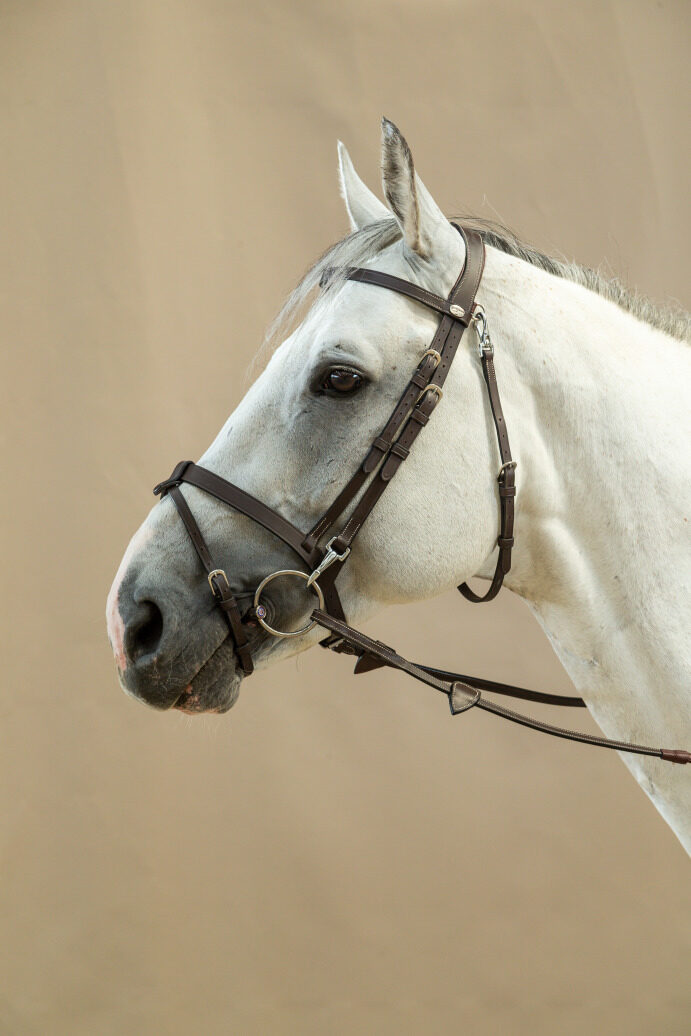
left=1, top=1, right=689, bottom=1033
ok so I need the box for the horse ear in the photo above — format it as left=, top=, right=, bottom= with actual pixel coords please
left=337, top=141, right=390, bottom=231
left=380, top=118, right=459, bottom=262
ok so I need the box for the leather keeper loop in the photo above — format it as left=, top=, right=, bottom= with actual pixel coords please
left=362, top=443, right=386, bottom=473
left=498, top=536, right=514, bottom=549
left=330, top=535, right=349, bottom=556
left=498, top=483, right=516, bottom=498
left=153, top=460, right=192, bottom=497
left=410, top=409, right=429, bottom=426
left=390, top=442, right=409, bottom=460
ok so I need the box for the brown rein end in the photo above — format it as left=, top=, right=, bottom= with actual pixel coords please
left=660, top=749, right=691, bottom=765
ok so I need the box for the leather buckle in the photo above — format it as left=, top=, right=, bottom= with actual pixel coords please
left=415, top=384, right=443, bottom=407
left=208, top=568, right=230, bottom=597
left=420, top=349, right=442, bottom=369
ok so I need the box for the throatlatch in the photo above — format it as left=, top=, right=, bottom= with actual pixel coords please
left=153, top=224, right=690, bottom=765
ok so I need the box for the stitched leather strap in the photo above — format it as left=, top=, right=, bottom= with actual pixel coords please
left=167, top=485, right=254, bottom=675
left=349, top=645, right=587, bottom=707
left=300, top=348, right=442, bottom=554
left=458, top=344, right=516, bottom=602
left=346, top=268, right=472, bottom=322
left=342, top=227, right=517, bottom=603
left=301, top=226, right=481, bottom=554
left=312, top=610, right=690, bottom=763
left=156, top=464, right=347, bottom=623
left=327, top=227, right=485, bottom=557
left=157, top=462, right=316, bottom=565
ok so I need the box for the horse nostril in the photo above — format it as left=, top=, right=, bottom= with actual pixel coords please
left=126, top=600, right=164, bottom=664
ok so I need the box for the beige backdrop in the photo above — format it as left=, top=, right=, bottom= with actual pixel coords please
left=1, top=1, right=689, bottom=1033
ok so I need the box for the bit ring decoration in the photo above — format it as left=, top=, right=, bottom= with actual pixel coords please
left=253, top=569, right=325, bottom=638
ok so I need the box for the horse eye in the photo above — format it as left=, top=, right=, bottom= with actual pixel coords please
left=321, top=368, right=363, bottom=395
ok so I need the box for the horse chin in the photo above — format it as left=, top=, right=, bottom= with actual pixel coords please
left=172, top=637, right=243, bottom=715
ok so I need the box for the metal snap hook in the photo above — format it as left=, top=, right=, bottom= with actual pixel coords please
left=253, top=570, right=325, bottom=638
left=471, top=305, right=493, bottom=357
left=306, top=536, right=350, bottom=588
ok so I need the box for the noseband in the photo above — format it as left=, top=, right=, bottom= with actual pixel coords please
left=153, top=224, right=689, bottom=766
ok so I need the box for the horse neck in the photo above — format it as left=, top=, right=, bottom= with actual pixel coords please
left=477, top=248, right=689, bottom=715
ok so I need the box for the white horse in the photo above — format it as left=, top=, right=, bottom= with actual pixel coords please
left=107, top=120, right=691, bottom=852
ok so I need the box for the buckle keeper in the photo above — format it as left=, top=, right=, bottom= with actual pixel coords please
left=153, top=460, right=192, bottom=497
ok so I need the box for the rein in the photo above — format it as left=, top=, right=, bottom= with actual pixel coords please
left=153, top=225, right=690, bottom=765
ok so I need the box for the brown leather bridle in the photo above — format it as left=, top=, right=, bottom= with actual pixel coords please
left=153, top=225, right=689, bottom=765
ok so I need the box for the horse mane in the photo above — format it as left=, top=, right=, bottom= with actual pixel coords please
left=268, top=217, right=690, bottom=347
left=461, top=216, right=690, bottom=344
